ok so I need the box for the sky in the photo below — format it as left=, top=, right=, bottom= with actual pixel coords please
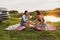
left=0, top=0, right=60, bottom=12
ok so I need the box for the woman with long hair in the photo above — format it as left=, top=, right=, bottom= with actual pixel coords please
left=34, top=10, right=46, bottom=30
left=33, top=10, right=56, bottom=31
left=35, top=10, right=45, bottom=24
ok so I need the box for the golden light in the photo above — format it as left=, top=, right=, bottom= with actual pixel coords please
left=44, top=16, right=60, bottom=22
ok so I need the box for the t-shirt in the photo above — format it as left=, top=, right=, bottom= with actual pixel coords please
left=22, top=15, right=28, bottom=21
left=20, top=15, right=28, bottom=26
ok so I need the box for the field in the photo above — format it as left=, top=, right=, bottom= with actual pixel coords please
left=0, top=13, right=60, bottom=40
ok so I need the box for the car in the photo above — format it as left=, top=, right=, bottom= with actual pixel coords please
left=0, top=8, right=10, bottom=22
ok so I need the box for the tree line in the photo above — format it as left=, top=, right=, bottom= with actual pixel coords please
left=9, top=8, right=60, bottom=18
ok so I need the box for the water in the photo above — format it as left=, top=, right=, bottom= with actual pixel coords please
left=44, top=16, right=60, bottom=22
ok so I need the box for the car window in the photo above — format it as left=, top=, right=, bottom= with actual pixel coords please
left=2, top=11, right=7, bottom=13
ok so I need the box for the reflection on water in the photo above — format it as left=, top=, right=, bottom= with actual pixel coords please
left=44, top=16, right=60, bottom=22
left=19, top=16, right=60, bottom=22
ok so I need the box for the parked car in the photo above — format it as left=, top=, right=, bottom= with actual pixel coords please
left=0, top=8, right=10, bottom=22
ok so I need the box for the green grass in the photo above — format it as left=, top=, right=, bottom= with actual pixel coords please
left=0, top=19, right=60, bottom=40
left=0, top=14, right=60, bottom=40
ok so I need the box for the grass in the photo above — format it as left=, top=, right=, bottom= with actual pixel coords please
left=0, top=14, right=60, bottom=40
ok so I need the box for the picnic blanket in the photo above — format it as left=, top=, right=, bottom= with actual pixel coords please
left=29, top=23, right=56, bottom=31
left=36, top=24, right=56, bottom=31
left=45, top=24, right=56, bottom=30
left=5, top=23, right=56, bottom=31
left=5, top=24, right=26, bottom=30
left=5, top=24, right=20, bottom=30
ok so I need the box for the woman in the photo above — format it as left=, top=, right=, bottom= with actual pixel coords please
left=34, top=10, right=46, bottom=30
left=16, top=10, right=30, bottom=30
left=34, top=10, right=56, bottom=31
left=34, top=10, right=45, bottom=23
left=20, top=10, right=30, bottom=26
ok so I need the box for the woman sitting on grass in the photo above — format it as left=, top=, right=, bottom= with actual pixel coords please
left=32, top=10, right=56, bottom=31
left=33, top=10, right=46, bottom=30
left=16, top=10, right=30, bottom=30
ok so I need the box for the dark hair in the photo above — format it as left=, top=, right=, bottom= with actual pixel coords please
left=35, top=10, right=41, bottom=15
left=24, top=10, right=28, bottom=14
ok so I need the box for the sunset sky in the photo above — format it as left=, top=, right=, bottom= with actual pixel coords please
left=0, top=0, right=60, bottom=12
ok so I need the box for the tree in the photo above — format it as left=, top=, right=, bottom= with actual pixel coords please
left=55, top=10, right=60, bottom=17
left=9, top=10, right=18, bottom=13
left=29, top=12, right=35, bottom=16
left=41, top=11, right=48, bottom=16
left=54, top=8, right=60, bottom=10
